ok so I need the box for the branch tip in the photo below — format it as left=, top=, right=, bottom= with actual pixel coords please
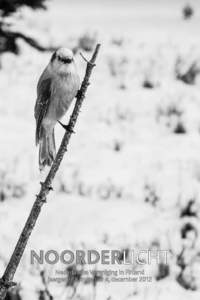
left=80, top=52, right=96, bottom=66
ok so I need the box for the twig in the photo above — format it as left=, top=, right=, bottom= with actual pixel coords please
left=80, top=52, right=95, bottom=66
left=0, top=43, right=101, bottom=300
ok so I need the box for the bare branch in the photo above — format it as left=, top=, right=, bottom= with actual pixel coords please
left=0, top=43, right=101, bottom=300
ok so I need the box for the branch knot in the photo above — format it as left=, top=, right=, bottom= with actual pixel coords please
left=0, top=278, right=16, bottom=289
left=40, top=182, right=53, bottom=191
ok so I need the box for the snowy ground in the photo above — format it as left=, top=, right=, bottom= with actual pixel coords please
left=1, top=0, right=200, bottom=299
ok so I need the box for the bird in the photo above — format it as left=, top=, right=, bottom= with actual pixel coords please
left=34, top=48, right=80, bottom=171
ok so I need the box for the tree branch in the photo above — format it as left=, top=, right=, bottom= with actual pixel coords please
left=0, top=43, right=101, bottom=300
left=0, top=25, right=57, bottom=54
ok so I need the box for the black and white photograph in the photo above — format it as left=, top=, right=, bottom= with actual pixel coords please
left=0, top=0, right=200, bottom=299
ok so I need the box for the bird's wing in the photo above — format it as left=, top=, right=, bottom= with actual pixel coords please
left=34, top=74, right=52, bottom=145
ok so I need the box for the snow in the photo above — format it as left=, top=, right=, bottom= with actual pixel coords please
left=1, top=0, right=200, bottom=299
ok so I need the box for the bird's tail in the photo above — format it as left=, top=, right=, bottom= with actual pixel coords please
left=39, top=127, right=56, bottom=171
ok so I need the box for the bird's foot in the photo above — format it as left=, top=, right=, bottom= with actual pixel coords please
left=58, top=120, right=75, bottom=133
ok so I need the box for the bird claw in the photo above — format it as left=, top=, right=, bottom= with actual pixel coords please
left=57, top=120, right=75, bottom=133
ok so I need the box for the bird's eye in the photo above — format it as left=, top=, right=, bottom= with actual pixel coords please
left=57, top=56, right=72, bottom=64
left=64, top=58, right=73, bottom=64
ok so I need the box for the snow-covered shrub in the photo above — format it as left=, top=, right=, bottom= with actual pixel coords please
left=182, top=4, right=194, bottom=20
left=0, top=170, right=26, bottom=201
left=180, top=199, right=199, bottom=218
left=107, top=52, right=129, bottom=89
left=77, top=32, right=97, bottom=52
left=175, top=56, right=200, bottom=85
left=144, top=184, right=160, bottom=207
left=142, top=78, right=155, bottom=89
left=156, top=102, right=187, bottom=134
left=111, top=37, right=124, bottom=47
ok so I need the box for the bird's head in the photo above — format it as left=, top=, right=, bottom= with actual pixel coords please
left=50, top=48, right=75, bottom=75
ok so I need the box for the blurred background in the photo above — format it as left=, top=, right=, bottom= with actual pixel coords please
left=1, top=0, right=200, bottom=299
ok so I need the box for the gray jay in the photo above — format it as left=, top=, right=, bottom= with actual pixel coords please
left=34, top=48, right=80, bottom=170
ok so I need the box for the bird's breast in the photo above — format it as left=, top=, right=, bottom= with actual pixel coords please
left=53, top=73, right=79, bottom=101
left=48, top=72, right=79, bottom=120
